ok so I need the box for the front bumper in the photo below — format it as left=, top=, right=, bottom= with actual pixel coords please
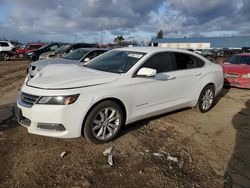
left=16, top=89, right=90, bottom=138
left=224, top=78, right=250, bottom=89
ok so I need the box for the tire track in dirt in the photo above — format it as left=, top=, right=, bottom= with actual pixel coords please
left=0, top=66, right=27, bottom=77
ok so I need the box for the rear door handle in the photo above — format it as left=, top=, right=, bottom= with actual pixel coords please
left=167, top=76, right=176, bottom=80
left=195, top=72, right=202, bottom=76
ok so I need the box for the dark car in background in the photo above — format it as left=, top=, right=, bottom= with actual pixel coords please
left=28, top=48, right=108, bottom=77
left=39, top=42, right=99, bottom=60
left=15, top=43, right=45, bottom=58
left=25, top=43, right=62, bottom=61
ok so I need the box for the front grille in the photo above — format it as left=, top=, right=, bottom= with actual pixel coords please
left=224, top=73, right=239, bottom=78
left=19, top=92, right=40, bottom=107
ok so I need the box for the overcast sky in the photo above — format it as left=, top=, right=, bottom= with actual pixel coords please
left=0, top=0, right=249, bottom=43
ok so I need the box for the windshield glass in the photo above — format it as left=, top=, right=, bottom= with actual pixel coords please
left=85, top=50, right=146, bottom=73
left=63, top=48, right=89, bottom=60
left=38, top=44, right=49, bottom=50
left=227, top=55, right=250, bottom=65
left=55, top=44, right=70, bottom=53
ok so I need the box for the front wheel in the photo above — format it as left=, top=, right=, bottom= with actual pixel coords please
left=18, top=53, right=24, bottom=58
left=83, top=101, right=124, bottom=144
left=196, top=85, right=215, bottom=113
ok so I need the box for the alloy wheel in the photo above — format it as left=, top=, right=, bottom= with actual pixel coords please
left=92, top=107, right=120, bottom=140
left=201, top=89, right=214, bottom=110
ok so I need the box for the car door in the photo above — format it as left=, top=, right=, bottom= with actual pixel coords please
left=170, top=52, right=205, bottom=103
left=130, top=52, right=179, bottom=119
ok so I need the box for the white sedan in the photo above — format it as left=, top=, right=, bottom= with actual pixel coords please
left=16, top=47, right=223, bottom=144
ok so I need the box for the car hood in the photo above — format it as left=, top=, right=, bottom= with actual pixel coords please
left=27, top=64, right=119, bottom=89
left=222, top=63, right=250, bottom=74
left=40, top=51, right=54, bottom=57
left=31, top=58, right=80, bottom=68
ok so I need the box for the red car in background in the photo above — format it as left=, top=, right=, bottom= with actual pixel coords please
left=15, top=44, right=45, bottom=58
left=222, top=54, right=250, bottom=89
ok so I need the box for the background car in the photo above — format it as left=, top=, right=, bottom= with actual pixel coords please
left=0, top=41, right=16, bottom=61
left=222, top=53, right=250, bottom=88
left=25, top=43, right=62, bottom=61
left=28, top=48, right=108, bottom=77
left=15, top=43, right=45, bottom=58
left=17, top=47, right=223, bottom=144
left=38, top=42, right=99, bottom=60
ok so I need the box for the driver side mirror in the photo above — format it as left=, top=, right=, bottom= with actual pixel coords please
left=137, top=67, right=156, bottom=77
left=84, top=57, right=90, bottom=62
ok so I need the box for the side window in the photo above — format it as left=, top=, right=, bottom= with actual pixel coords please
left=141, top=52, right=173, bottom=73
left=73, top=44, right=80, bottom=49
left=26, top=45, right=31, bottom=49
left=49, top=45, right=59, bottom=51
left=85, top=51, right=99, bottom=60
left=97, top=50, right=107, bottom=55
left=173, top=53, right=205, bottom=70
left=0, top=42, right=9, bottom=47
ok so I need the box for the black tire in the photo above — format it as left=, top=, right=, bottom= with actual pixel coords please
left=32, top=56, right=37, bottom=61
left=83, top=100, right=124, bottom=144
left=18, top=53, right=24, bottom=59
left=1, top=52, right=10, bottom=61
left=196, top=85, right=215, bottom=113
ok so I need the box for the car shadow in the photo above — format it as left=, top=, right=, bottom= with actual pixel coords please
left=118, top=107, right=190, bottom=139
left=224, top=99, right=250, bottom=187
left=0, top=103, right=19, bottom=131
left=213, top=86, right=230, bottom=107
left=119, top=87, right=230, bottom=139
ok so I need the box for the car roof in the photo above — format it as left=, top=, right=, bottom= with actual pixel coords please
left=116, top=47, right=197, bottom=54
left=77, top=48, right=108, bottom=51
left=27, top=43, right=45, bottom=45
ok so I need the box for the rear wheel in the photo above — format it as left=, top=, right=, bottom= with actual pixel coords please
left=83, top=101, right=124, bottom=144
left=196, top=85, right=215, bottom=113
left=1, top=52, right=10, bottom=61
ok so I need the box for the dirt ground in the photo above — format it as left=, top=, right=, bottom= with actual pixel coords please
left=0, top=59, right=249, bottom=188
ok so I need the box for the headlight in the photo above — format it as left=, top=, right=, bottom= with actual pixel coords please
left=27, top=52, right=33, bottom=56
left=37, top=94, right=79, bottom=105
left=242, top=73, right=250, bottom=78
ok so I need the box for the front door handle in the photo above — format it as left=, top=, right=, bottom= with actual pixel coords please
left=195, top=72, right=202, bottom=76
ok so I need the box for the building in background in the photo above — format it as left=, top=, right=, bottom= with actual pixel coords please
left=151, top=36, right=250, bottom=49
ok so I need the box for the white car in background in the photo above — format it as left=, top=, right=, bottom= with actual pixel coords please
left=16, top=47, right=223, bottom=144
left=0, top=41, right=15, bottom=61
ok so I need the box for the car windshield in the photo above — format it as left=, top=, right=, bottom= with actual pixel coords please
left=226, top=55, right=250, bottom=65
left=63, top=48, right=89, bottom=60
left=38, top=44, right=49, bottom=50
left=85, top=50, right=146, bottom=73
left=55, top=44, right=70, bottom=53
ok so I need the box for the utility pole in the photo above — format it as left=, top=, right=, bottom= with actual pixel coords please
left=74, top=33, right=77, bottom=43
left=100, top=25, right=103, bottom=45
